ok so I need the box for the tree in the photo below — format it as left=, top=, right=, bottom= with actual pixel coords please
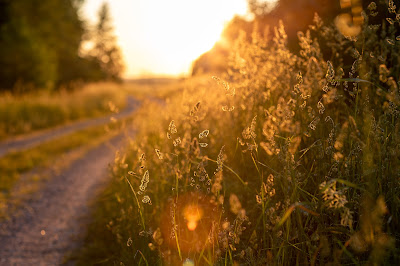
left=192, top=0, right=342, bottom=76
left=0, top=0, right=126, bottom=91
left=0, top=0, right=85, bottom=91
left=91, top=2, right=124, bottom=81
left=247, top=0, right=275, bottom=17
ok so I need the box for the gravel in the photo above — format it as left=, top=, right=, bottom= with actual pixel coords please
left=0, top=126, right=132, bottom=265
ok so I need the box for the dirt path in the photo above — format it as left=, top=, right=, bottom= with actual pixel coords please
left=0, top=131, right=131, bottom=265
left=0, top=94, right=142, bottom=265
left=0, top=96, right=139, bottom=157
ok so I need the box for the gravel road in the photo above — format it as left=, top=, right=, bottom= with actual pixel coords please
left=0, top=95, right=141, bottom=265
left=0, top=96, right=139, bottom=157
left=0, top=132, right=130, bottom=265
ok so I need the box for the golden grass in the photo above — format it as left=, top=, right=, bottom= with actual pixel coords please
left=121, top=78, right=187, bottom=100
left=0, top=82, right=126, bottom=140
left=77, top=4, right=399, bottom=265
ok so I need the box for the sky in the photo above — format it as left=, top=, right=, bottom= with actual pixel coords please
left=81, top=0, right=251, bottom=79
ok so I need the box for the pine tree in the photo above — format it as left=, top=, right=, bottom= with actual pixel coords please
left=92, top=2, right=124, bottom=81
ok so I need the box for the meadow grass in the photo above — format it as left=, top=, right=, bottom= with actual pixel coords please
left=77, top=2, right=399, bottom=265
left=121, top=78, right=187, bottom=101
left=0, top=117, right=130, bottom=219
left=0, top=82, right=126, bottom=140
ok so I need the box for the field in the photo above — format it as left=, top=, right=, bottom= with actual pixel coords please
left=0, top=1, right=399, bottom=265
left=0, top=83, right=126, bottom=140
left=75, top=6, right=400, bottom=266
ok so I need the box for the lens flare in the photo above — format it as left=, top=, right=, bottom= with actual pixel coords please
left=160, top=192, right=220, bottom=254
left=184, top=204, right=204, bottom=231
left=183, top=258, right=195, bottom=266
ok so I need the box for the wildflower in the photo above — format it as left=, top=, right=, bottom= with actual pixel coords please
left=335, top=14, right=361, bottom=37
left=211, top=171, right=223, bottom=195
left=168, top=120, right=177, bottom=134
left=317, top=101, right=325, bottom=114
left=242, top=115, right=257, bottom=139
left=142, top=195, right=152, bottom=205
left=341, top=208, right=353, bottom=227
left=173, top=137, right=181, bottom=147
left=229, top=194, right=242, bottom=215
left=126, top=237, right=132, bottom=246
left=386, top=38, right=395, bottom=45
left=326, top=61, right=335, bottom=83
left=190, top=102, right=201, bottom=117
left=319, top=180, right=348, bottom=209
left=379, top=64, right=390, bottom=82
left=199, top=129, right=209, bottom=139
left=148, top=243, right=156, bottom=251
left=155, top=149, right=163, bottom=159
left=256, top=195, right=262, bottom=204
left=367, top=2, right=376, bottom=10
left=152, top=227, right=163, bottom=245
left=386, top=18, right=394, bottom=24
left=222, top=105, right=235, bottom=111
left=263, top=174, right=276, bottom=197
left=388, top=0, right=396, bottom=13
left=139, top=170, right=149, bottom=192
left=215, top=146, right=225, bottom=173
left=260, top=141, right=279, bottom=156
left=309, top=117, right=320, bottom=130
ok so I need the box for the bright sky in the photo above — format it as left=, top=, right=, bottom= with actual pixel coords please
left=81, top=0, right=250, bottom=78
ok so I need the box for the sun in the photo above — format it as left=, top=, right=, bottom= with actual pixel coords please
left=82, top=0, right=249, bottom=78
left=132, top=0, right=249, bottom=77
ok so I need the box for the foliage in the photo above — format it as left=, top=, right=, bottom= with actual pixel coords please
left=0, top=0, right=123, bottom=91
left=88, top=2, right=124, bottom=81
left=78, top=1, right=399, bottom=265
left=0, top=0, right=85, bottom=90
left=192, top=0, right=341, bottom=76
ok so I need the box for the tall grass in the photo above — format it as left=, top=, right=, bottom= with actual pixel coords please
left=0, top=82, right=126, bottom=140
left=78, top=2, right=399, bottom=265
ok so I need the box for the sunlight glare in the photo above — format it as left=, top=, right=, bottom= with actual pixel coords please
left=184, top=204, right=203, bottom=231
left=82, top=0, right=249, bottom=78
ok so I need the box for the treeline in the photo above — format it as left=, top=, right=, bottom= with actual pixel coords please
left=0, top=0, right=123, bottom=92
left=192, top=0, right=397, bottom=76
left=192, top=0, right=340, bottom=75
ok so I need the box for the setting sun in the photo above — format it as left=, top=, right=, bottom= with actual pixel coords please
left=82, top=0, right=249, bottom=78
